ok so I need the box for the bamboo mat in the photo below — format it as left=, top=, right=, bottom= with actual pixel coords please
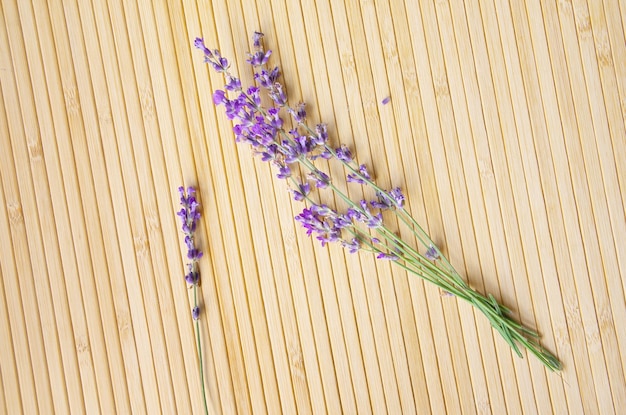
left=1, top=0, right=625, bottom=413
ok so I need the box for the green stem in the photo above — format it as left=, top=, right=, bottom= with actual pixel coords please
left=223, top=70, right=561, bottom=371
left=194, top=284, right=209, bottom=415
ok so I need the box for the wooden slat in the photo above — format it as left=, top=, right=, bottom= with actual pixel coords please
left=1, top=0, right=625, bottom=413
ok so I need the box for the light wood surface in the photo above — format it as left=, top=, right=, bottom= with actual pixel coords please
left=1, top=0, right=625, bottom=413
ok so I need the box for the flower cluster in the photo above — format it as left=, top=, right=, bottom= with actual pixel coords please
left=194, top=35, right=407, bottom=262
left=177, top=185, right=209, bottom=413
left=194, top=33, right=561, bottom=371
left=177, top=186, right=202, bottom=319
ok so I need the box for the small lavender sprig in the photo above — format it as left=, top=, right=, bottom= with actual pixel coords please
left=194, top=34, right=561, bottom=371
left=177, top=186, right=209, bottom=414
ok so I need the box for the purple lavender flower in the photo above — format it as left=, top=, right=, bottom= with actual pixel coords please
left=389, top=187, right=405, bottom=208
left=267, top=107, right=283, bottom=129
left=317, top=230, right=340, bottom=247
left=312, top=123, right=329, bottom=145
left=425, top=245, right=440, bottom=261
left=342, top=238, right=361, bottom=254
left=252, top=31, right=264, bottom=48
left=194, top=37, right=212, bottom=58
left=225, top=75, right=241, bottom=91
left=346, top=207, right=365, bottom=222
left=371, top=191, right=394, bottom=210
left=347, top=164, right=371, bottom=185
left=260, top=144, right=279, bottom=161
left=193, top=37, right=565, bottom=373
left=213, top=90, right=227, bottom=105
left=192, top=306, right=200, bottom=320
left=346, top=173, right=364, bottom=184
left=377, top=252, right=399, bottom=261
left=269, top=83, right=287, bottom=106
left=359, top=199, right=370, bottom=214
left=371, top=188, right=405, bottom=210
left=310, top=170, right=330, bottom=188
left=295, top=207, right=326, bottom=236
left=185, top=271, right=200, bottom=285
left=335, top=145, right=353, bottom=163
left=287, top=103, right=306, bottom=124
left=247, top=49, right=272, bottom=67
left=334, top=214, right=352, bottom=229
left=292, top=182, right=311, bottom=201
left=179, top=186, right=203, bottom=287
left=187, top=248, right=203, bottom=261
left=247, top=86, right=262, bottom=106
left=255, top=67, right=280, bottom=89
left=276, top=165, right=291, bottom=179
left=206, top=49, right=229, bottom=72
left=367, top=213, right=383, bottom=228
left=295, top=204, right=345, bottom=247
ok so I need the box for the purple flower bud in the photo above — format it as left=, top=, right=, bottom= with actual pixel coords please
left=194, top=37, right=212, bottom=58
left=187, top=248, right=203, bottom=261
left=358, top=164, right=371, bottom=180
left=252, top=31, right=264, bottom=48
left=359, top=199, right=370, bottom=213
left=425, top=246, right=439, bottom=261
left=260, top=144, right=279, bottom=161
left=269, top=83, right=287, bottom=106
left=225, top=75, right=241, bottom=91
left=292, top=182, right=311, bottom=201
left=254, top=67, right=280, bottom=89
left=335, top=145, right=353, bottom=163
left=313, top=123, right=328, bottom=145
left=312, top=170, right=330, bottom=188
left=209, top=52, right=229, bottom=72
left=347, top=173, right=365, bottom=184
left=287, top=103, right=306, bottom=123
left=377, top=252, right=399, bottom=261
left=367, top=213, right=383, bottom=228
left=185, top=271, right=200, bottom=285
left=346, top=208, right=365, bottom=222
left=342, top=238, right=361, bottom=254
left=213, top=90, right=227, bottom=105
left=319, top=149, right=332, bottom=159
left=371, top=191, right=394, bottom=210
left=267, top=108, right=283, bottom=129
left=276, top=165, right=291, bottom=179
left=193, top=37, right=205, bottom=50
left=247, top=86, right=261, bottom=106
left=317, top=228, right=341, bottom=247
left=334, top=214, right=352, bottom=229
left=192, top=306, right=200, bottom=320
left=247, top=50, right=272, bottom=66
left=281, top=140, right=300, bottom=164
left=381, top=96, right=391, bottom=105
left=391, top=189, right=405, bottom=208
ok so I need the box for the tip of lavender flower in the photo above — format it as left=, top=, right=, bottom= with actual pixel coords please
left=192, top=306, right=200, bottom=320
left=381, top=96, right=391, bottom=105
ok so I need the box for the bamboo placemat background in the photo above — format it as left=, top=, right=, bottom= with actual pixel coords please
left=1, top=0, right=625, bottom=413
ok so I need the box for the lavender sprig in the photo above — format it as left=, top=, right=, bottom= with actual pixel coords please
left=177, top=186, right=209, bottom=414
left=194, top=35, right=561, bottom=371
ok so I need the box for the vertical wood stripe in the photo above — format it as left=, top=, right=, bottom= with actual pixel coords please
left=0, top=0, right=624, bottom=413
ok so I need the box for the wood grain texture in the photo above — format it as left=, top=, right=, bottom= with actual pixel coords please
left=1, top=0, right=624, bottom=413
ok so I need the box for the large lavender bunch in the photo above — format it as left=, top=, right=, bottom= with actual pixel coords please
left=194, top=33, right=560, bottom=371
left=177, top=186, right=209, bottom=413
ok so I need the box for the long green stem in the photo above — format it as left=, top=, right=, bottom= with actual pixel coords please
left=194, top=284, right=209, bottom=415
left=221, top=68, right=561, bottom=371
